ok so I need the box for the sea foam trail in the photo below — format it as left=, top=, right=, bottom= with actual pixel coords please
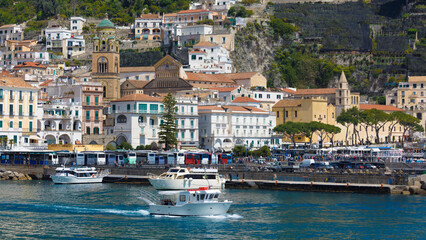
left=0, top=202, right=150, bottom=217
left=53, top=205, right=150, bottom=216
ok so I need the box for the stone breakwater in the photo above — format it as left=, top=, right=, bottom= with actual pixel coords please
left=0, top=169, right=32, bottom=180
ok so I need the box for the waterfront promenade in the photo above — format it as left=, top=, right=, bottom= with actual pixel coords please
left=2, top=163, right=425, bottom=195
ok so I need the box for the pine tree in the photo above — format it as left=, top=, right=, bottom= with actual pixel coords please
left=158, top=92, right=178, bottom=150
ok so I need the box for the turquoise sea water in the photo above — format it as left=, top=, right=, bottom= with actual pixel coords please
left=0, top=181, right=424, bottom=239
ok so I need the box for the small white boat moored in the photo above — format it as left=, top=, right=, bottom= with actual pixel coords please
left=146, top=187, right=232, bottom=216
left=51, top=166, right=109, bottom=184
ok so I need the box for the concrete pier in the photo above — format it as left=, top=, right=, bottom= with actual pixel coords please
left=225, top=180, right=394, bottom=194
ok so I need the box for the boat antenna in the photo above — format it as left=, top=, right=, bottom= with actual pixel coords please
left=204, top=168, right=211, bottom=189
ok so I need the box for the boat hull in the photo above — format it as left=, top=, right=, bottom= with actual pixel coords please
left=149, top=178, right=225, bottom=190
left=149, top=202, right=232, bottom=216
left=51, top=175, right=104, bottom=184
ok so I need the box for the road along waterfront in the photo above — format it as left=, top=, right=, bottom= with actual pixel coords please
left=0, top=181, right=425, bottom=239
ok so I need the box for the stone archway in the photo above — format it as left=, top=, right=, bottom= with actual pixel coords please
left=45, top=135, right=56, bottom=145
left=116, top=135, right=127, bottom=145
left=59, top=134, right=71, bottom=144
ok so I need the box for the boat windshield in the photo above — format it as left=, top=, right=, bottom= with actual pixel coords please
left=168, top=169, right=179, bottom=173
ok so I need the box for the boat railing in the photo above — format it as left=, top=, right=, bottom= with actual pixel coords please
left=147, top=172, right=157, bottom=178
left=139, top=190, right=159, bottom=205
left=99, top=169, right=110, bottom=177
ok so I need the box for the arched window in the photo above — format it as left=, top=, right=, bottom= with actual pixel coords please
left=117, top=115, right=127, bottom=124
left=98, top=57, right=108, bottom=73
left=102, top=41, right=106, bottom=50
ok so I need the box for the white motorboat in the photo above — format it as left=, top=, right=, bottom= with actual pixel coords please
left=51, top=166, right=109, bottom=184
left=148, top=167, right=226, bottom=190
left=146, top=187, right=232, bottom=216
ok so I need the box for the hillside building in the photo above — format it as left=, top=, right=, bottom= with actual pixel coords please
left=0, top=75, right=38, bottom=148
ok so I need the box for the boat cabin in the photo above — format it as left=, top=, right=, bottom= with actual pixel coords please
left=158, top=188, right=221, bottom=206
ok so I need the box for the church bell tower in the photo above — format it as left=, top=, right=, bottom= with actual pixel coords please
left=92, top=14, right=120, bottom=102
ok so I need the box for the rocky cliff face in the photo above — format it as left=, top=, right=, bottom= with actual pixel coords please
left=231, top=22, right=285, bottom=87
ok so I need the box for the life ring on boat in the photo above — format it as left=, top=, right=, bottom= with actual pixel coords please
left=187, top=167, right=191, bottom=171
left=91, top=174, right=95, bottom=178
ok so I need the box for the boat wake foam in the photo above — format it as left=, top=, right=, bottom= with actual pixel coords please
left=152, top=213, right=243, bottom=219
left=201, top=213, right=243, bottom=220
left=50, top=204, right=150, bottom=216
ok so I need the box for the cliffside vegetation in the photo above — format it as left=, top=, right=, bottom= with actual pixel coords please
left=0, top=0, right=190, bottom=26
left=233, top=0, right=425, bottom=95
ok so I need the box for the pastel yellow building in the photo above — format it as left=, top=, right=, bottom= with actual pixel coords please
left=48, top=144, right=104, bottom=152
left=273, top=96, right=406, bottom=146
left=0, top=74, right=38, bottom=147
left=386, top=76, right=426, bottom=132
left=273, top=96, right=336, bottom=144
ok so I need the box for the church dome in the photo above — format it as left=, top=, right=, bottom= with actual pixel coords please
left=98, top=19, right=115, bottom=28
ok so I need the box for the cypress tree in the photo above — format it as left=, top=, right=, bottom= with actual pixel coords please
left=158, top=92, right=178, bottom=150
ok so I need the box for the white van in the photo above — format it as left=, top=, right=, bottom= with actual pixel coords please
left=300, top=159, right=315, bottom=167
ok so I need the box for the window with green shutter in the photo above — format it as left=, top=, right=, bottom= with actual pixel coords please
left=29, top=105, right=33, bottom=116
left=19, top=105, right=22, bottom=116
left=95, top=96, right=99, bottom=105
left=150, top=104, right=158, bottom=113
left=191, top=131, right=194, bottom=139
left=9, top=121, right=13, bottom=128
left=0, top=104, right=3, bottom=114
left=0, top=121, right=2, bottom=128
left=86, top=96, right=90, bottom=105
left=139, top=104, right=147, bottom=113
left=181, top=131, right=184, bottom=138
left=9, top=104, right=13, bottom=116
left=29, top=122, right=33, bottom=132
left=75, top=110, right=78, bottom=117
left=86, top=111, right=90, bottom=120
left=86, top=127, right=90, bottom=135
left=127, top=104, right=130, bottom=111
left=95, top=111, right=99, bottom=120
left=19, top=121, right=22, bottom=128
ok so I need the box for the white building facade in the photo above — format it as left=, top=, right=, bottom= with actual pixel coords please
left=0, top=24, right=23, bottom=46
left=70, top=17, right=86, bottom=35
left=198, top=105, right=277, bottom=152
left=37, top=98, right=83, bottom=145
left=188, top=41, right=232, bottom=74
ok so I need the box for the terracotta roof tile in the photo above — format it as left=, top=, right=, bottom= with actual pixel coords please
left=178, top=9, right=210, bottom=14
left=189, top=49, right=207, bottom=54
left=222, top=105, right=250, bottom=112
left=14, top=62, right=47, bottom=69
left=359, top=104, right=403, bottom=112
left=272, top=99, right=302, bottom=108
left=120, top=66, right=155, bottom=73
left=281, top=88, right=296, bottom=94
left=191, top=83, right=216, bottom=89
left=244, top=106, right=267, bottom=113
left=193, top=41, right=218, bottom=48
left=198, top=105, right=225, bottom=111
left=39, top=79, right=53, bottom=87
left=111, top=93, right=162, bottom=102
left=185, top=72, right=235, bottom=84
left=0, top=75, right=38, bottom=89
left=232, top=97, right=259, bottom=103
left=209, top=86, right=238, bottom=92
left=137, top=14, right=161, bottom=19
left=223, top=72, right=258, bottom=80
left=164, top=13, right=177, bottom=17
left=294, top=88, right=337, bottom=95
left=408, top=76, right=426, bottom=83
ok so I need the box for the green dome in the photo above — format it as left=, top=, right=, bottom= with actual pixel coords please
left=98, top=19, right=115, bottom=28
left=93, top=36, right=99, bottom=40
